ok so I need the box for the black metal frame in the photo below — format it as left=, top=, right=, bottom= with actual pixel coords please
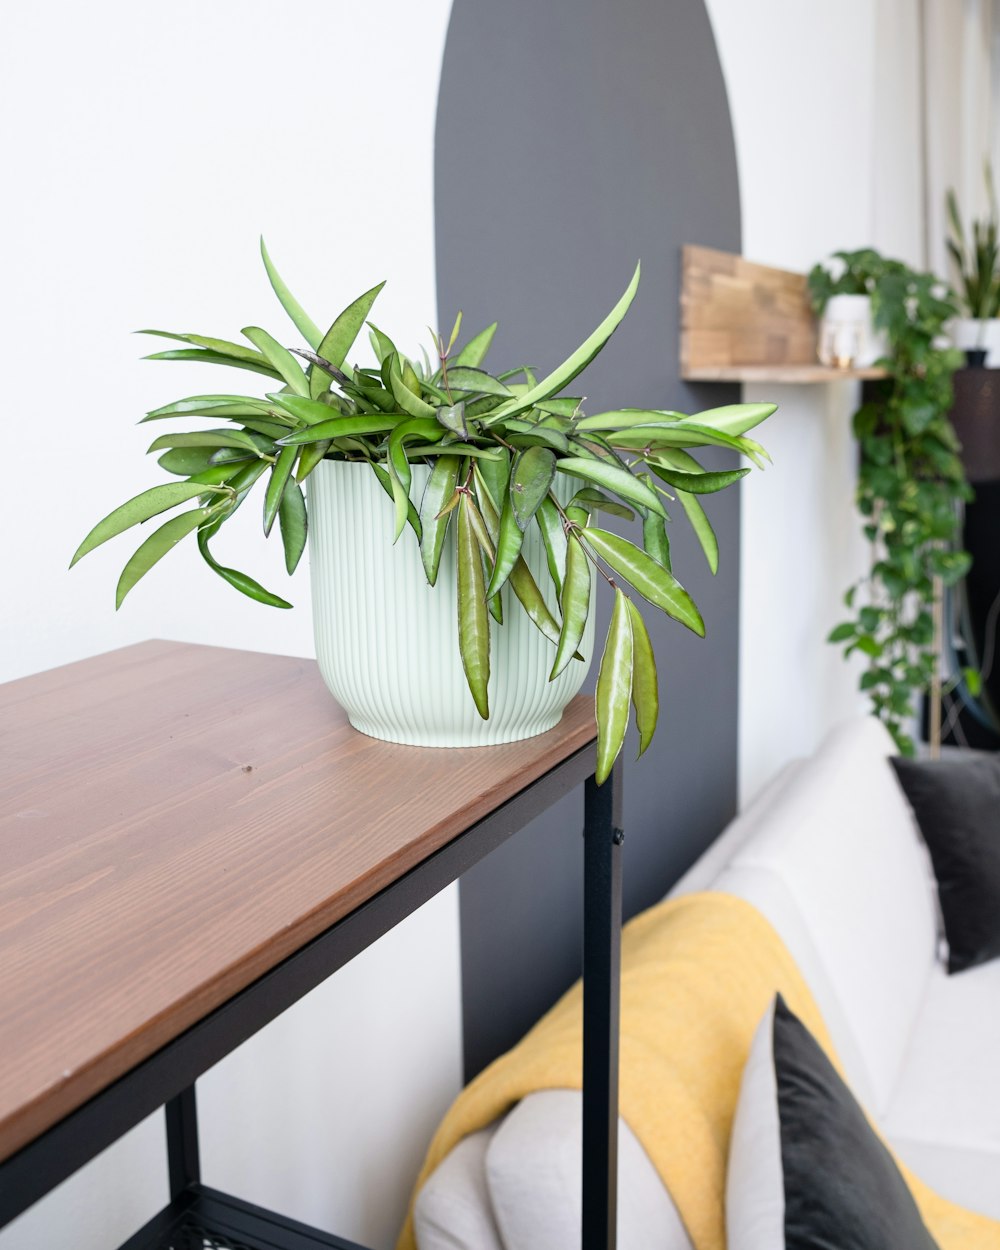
left=1, top=746, right=623, bottom=1250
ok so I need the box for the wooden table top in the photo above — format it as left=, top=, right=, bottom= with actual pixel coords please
left=0, top=641, right=596, bottom=1163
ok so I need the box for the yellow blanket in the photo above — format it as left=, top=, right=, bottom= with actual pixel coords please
left=397, top=891, right=999, bottom=1250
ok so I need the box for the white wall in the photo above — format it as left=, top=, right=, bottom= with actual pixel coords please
left=705, top=0, right=926, bottom=804
left=0, top=3, right=459, bottom=1248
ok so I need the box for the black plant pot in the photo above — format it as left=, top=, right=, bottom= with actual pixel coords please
left=965, top=348, right=988, bottom=367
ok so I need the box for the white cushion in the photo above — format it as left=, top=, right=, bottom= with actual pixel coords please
left=883, top=959, right=1000, bottom=1218
left=710, top=864, right=877, bottom=1112
left=728, top=717, right=938, bottom=1112
left=725, top=999, right=784, bottom=1249
left=485, top=1090, right=693, bottom=1250
left=414, top=1125, right=505, bottom=1250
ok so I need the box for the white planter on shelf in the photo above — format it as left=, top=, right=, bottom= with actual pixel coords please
left=818, top=294, right=888, bottom=368
left=308, top=459, right=595, bottom=747
left=951, top=317, right=1000, bottom=366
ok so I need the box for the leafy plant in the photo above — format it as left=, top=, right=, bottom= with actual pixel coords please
left=813, top=251, right=972, bottom=754
left=946, top=163, right=1000, bottom=322
left=73, top=242, right=775, bottom=781
left=807, top=248, right=886, bottom=312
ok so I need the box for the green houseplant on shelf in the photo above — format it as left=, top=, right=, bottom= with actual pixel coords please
left=811, top=250, right=972, bottom=754
left=946, top=162, right=1000, bottom=365
left=73, top=243, right=775, bottom=781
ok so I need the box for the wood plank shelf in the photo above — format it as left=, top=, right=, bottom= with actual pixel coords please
left=680, top=244, right=888, bottom=384
left=685, top=364, right=888, bottom=383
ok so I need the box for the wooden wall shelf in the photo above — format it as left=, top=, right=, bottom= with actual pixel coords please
left=680, top=245, right=888, bottom=385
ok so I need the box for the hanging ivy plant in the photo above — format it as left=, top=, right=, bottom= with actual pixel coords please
left=809, top=250, right=972, bottom=754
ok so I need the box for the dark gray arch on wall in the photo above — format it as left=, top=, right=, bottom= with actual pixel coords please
left=435, top=0, right=743, bottom=1080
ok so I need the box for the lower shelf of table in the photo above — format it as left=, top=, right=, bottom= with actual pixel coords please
left=118, top=1185, right=370, bottom=1250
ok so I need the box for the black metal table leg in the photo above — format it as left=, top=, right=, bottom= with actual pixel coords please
left=581, top=759, right=624, bottom=1250
left=165, top=1085, right=200, bottom=1199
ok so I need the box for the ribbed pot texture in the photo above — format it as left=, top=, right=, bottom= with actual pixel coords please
left=308, top=459, right=596, bottom=746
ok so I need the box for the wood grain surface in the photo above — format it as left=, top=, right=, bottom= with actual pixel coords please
left=0, top=641, right=596, bottom=1162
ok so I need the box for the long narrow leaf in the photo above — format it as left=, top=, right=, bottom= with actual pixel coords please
left=557, top=457, right=667, bottom=518
left=116, top=508, right=211, bottom=608
left=453, top=322, right=497, bottom=367
left=242, top=326, right=310, bottom=396
left=550, top=532, right=591, bottom=679
left=260, top=238, right=322, bottom=349
left=595, top=589, right=634, bottom=784
left=72, top=482, right=228, bottom=566
left=457, top=495, right=490, bottom=719
left=419, top=455, right=461, bottom=585
left=263, top=444, right=297, bottom=536
left=626, top=599, right=658, bottom=756
left=486, top=263, right=641, bottom=422
left=278, top=480, right=307, bottom=573
left=198, top=521, right=293, bottom=607
left=582, top=526, right=705, bottom=636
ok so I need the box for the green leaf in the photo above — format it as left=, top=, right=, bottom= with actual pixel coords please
left=674, top=489, right=719, bottom=574
left=138, top=330, right=276, bottom=370
left=964, top=666, right=983, bottom=697
left=278, top=479, right=307, bottom=573
left=550, top=532, right=591, bottom=679
left=485, top=488, right=525, bottom=598
left=677, top=403, right=776, bottom=437
left=557, top=457, right=667, bottom=518
left=457, top=495, right=491, bottom=719
left=198, top=520, right=293, bottom=608
left=595, top=589, right=634, bottom=784
left=443, top=367, right=512, bottom=397
left=368, top=322, right=399, bottom=365
left=157, top=447, right=224, bottom=476
left=277, top=414, right=401, bottom=445
left=582, top=526, right=705, bottom=636
left=242, top=326, right=310, bottom=396
left=142, top=349, right=283, bottom=380
left=371, top=462, right=421, bottom=541
left=474, top=446, right=511, bottom=514
left=116, top=507, right=212, bottom=608
left=72, top=481, right=229, bottom=566
left=575, top=408, right=684, bottom=431
left=453, top=322, right=497, bottom=367
left=296, top=439, right=330, bottom=484
left=510, top=446, right=556, bottom=531
left=260, top=238, right=322, bottom=349
left=643, top=463, right=750, bottom=495
left=568, top=488, right=635, bottom=521
left=536, top=496, right=567, bottom=599
left=310, top=282, right=386, bottom=396
left=419, top=455, right=461, bottom=585
left=146, top=429, right=264, bottom=455
left=144, top=395, right=275, bottom=420
left=486, top=263, right=641, bottom=422
left=436, top=402, right=469, bottom=438
left=477, top=485, right=562, bottom=646
left=626, top=599, right=657, bottom=756
left=263, top=444, right=298, bottom=537
left=389, top=357, right=435, bottom=418
left=642, top=508, right=671, bottom=571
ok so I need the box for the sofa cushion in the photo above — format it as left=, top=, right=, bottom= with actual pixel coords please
left=413, top=1125, right=504, bottom=1250
left=710, top=864, right=877, bottom=1112
left=728, top=717, right=938, bottom=1113
left=485, top=1089, right=693, bottom=1250
left=882, top=959, right=1000, bottom=1218
left=890, top=751, right=1000, bottom=973
left=727, top=996, right=940, bottom=1250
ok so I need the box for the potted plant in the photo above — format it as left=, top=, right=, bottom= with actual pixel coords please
left=72, top=243, right=775, bottom=781
left=946, top=163, right=1000, bottom=366
left=808, top=248, right=890, bottom=368
left=813, top=250, right=973, bottom=754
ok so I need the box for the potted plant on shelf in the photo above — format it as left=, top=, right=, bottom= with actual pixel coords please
left=812, top=250, right=973, bottom=755
left=946, top=163, right=1000, bottom=367
left=807, top=248, right=890, bottom=369
left=72, top=243, right=775, bottom=781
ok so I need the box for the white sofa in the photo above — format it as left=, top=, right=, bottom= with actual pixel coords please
left=414, top=718, right=1000, bottom=1248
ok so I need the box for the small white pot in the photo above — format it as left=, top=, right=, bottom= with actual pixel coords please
left=308, top=459, right=596, bottom=747
left=952, top=317, right=1000, bottom=365
left=818, top=294, right=889, bottom=368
